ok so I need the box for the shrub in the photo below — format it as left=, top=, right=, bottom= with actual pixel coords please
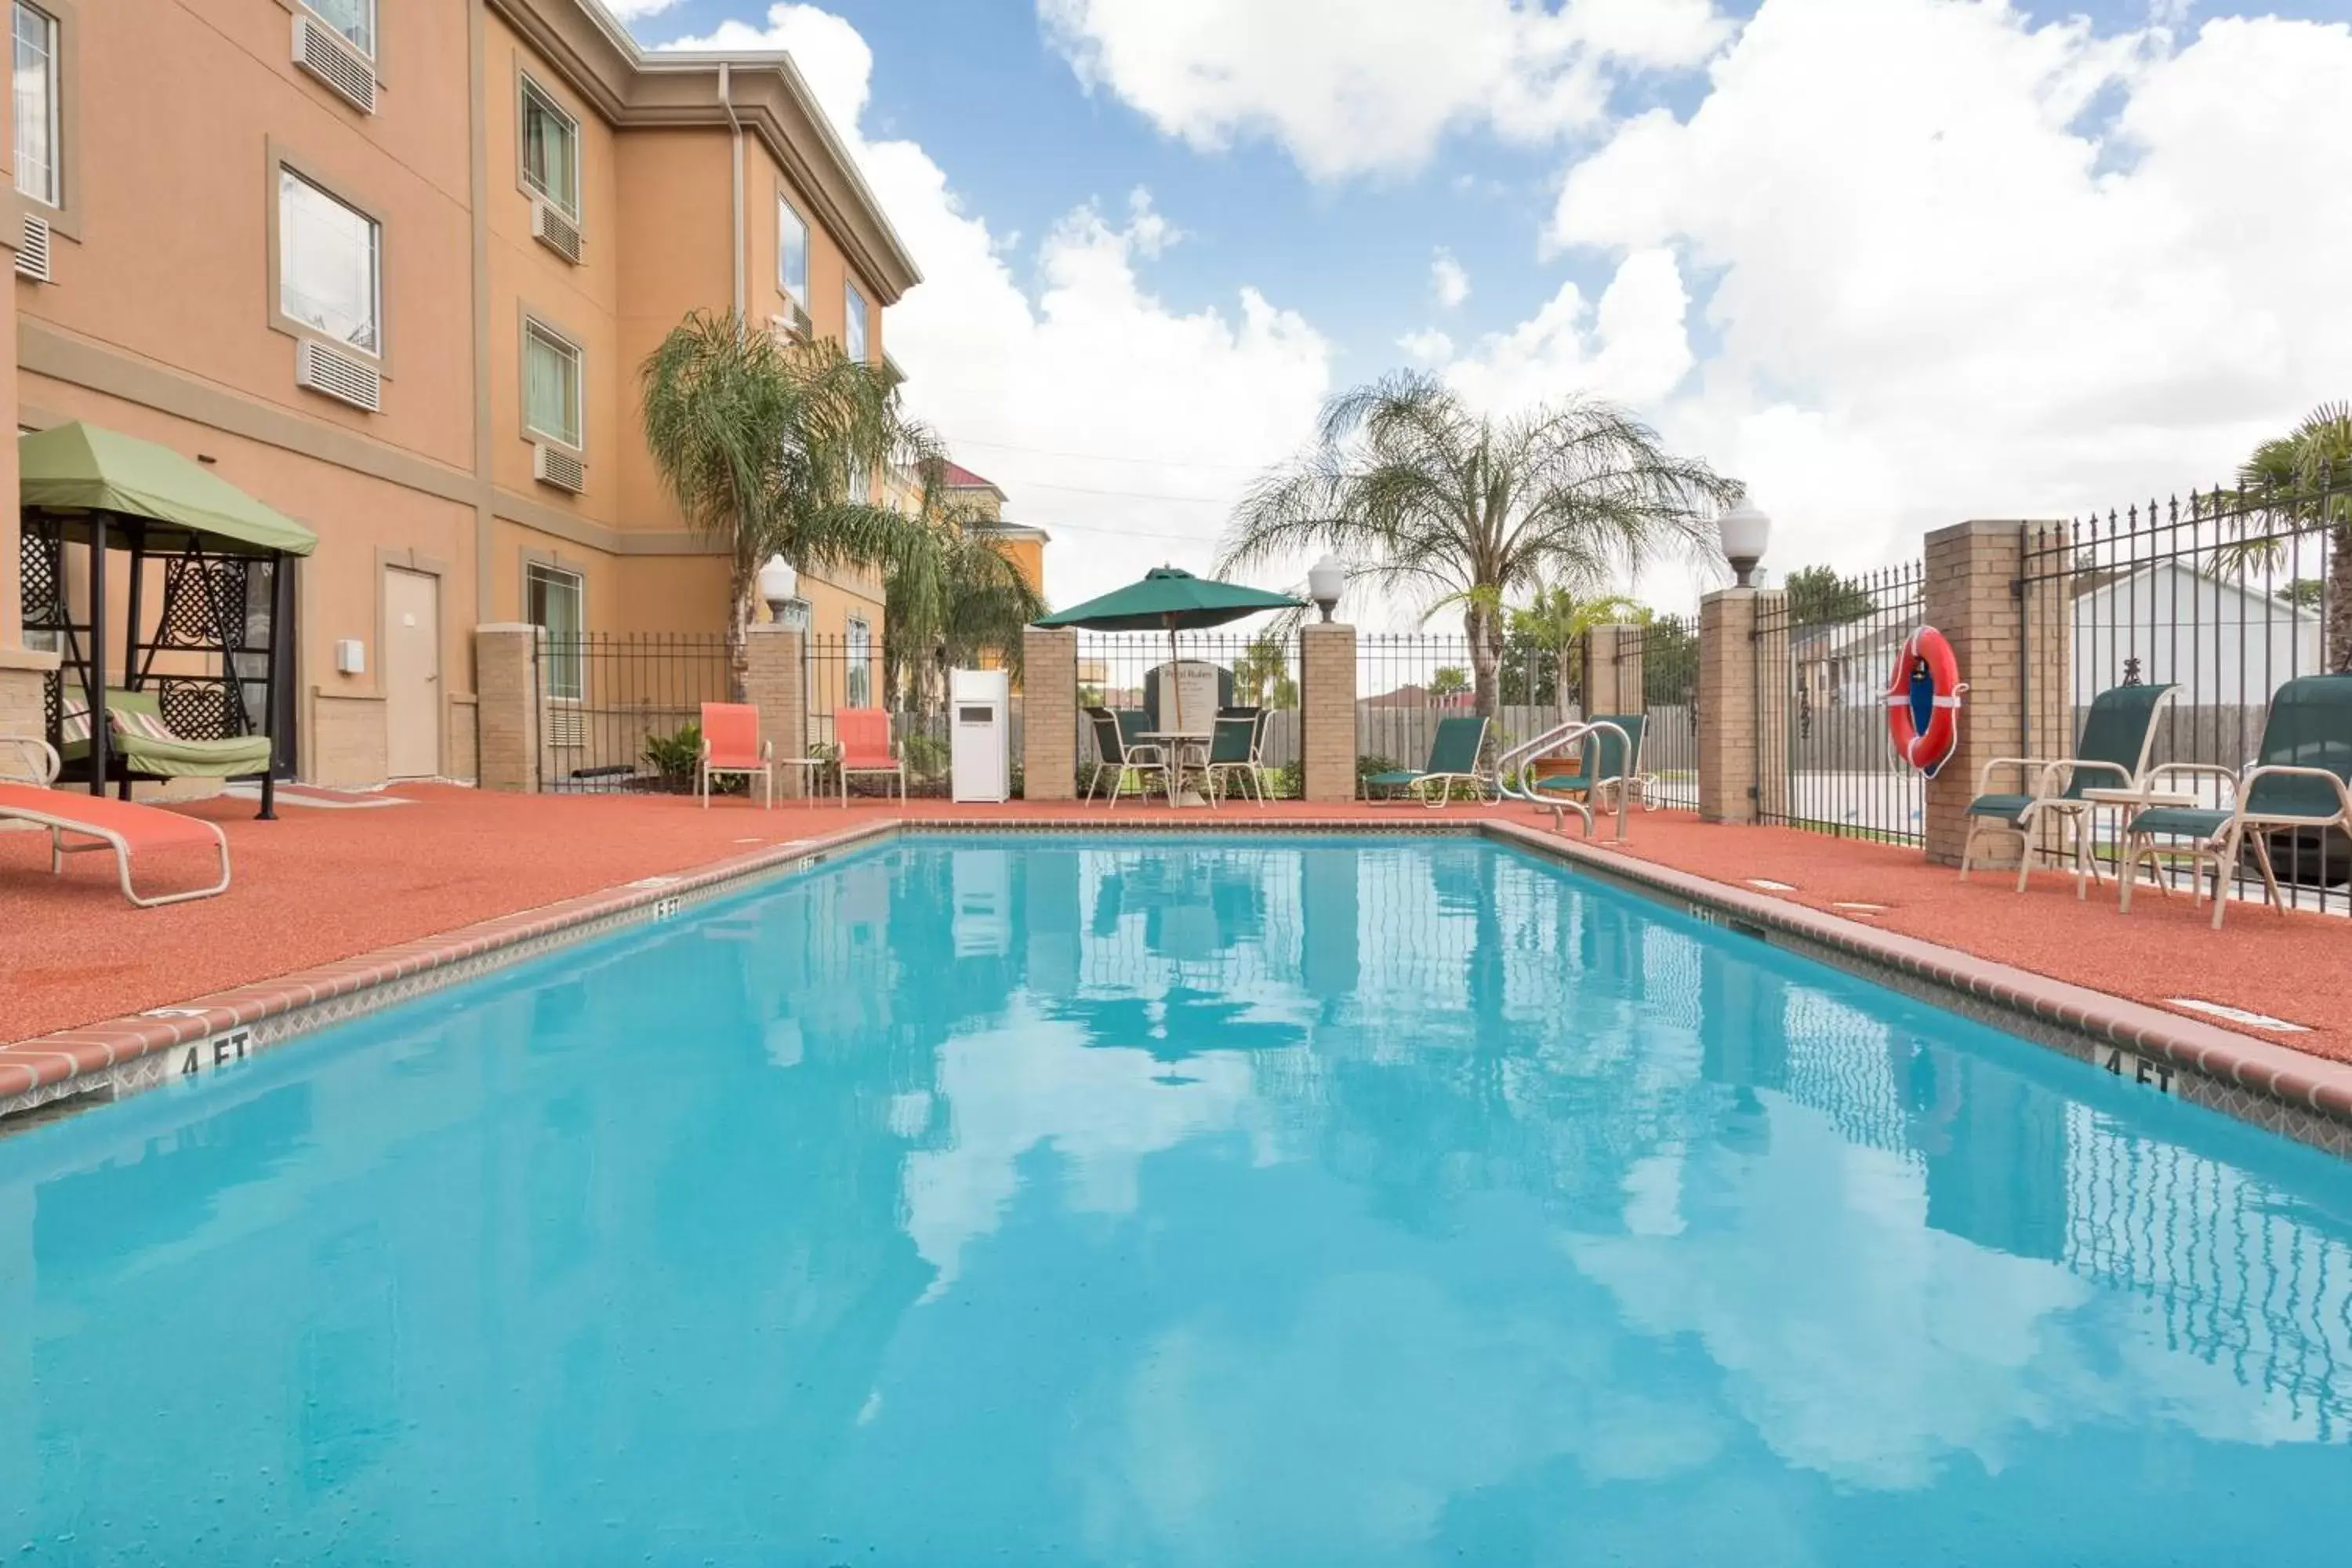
left=642, top=724, right=701, bottom=791
left=902, top=732, right=950, bottom=782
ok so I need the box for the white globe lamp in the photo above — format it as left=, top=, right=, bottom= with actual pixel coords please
left=1308, top=554, right=1347, bottom=622
left=1719, top=504, right=1772, bottom=589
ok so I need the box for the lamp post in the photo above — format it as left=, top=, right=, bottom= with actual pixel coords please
left=759, top=556, right=808, bottom=630
left=1719, top=503, right=1772, bottom=589
left=1308, top=554, right=1347, bottom=622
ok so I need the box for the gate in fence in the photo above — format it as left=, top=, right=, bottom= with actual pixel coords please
left=1755, top=561, right=1927, bottom=844
left=2018, top=475, right=2350, bottom=916
left=1620, top=614, right=1697, bottom=811
left=534, top=632, right=732, bottom=794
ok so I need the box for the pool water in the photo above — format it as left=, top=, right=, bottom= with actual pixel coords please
left=5, top=834, right=2351, bottom=1565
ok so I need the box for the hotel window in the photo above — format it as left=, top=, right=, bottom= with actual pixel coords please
left=520, top=78, right=579, bottom=220
left=846, top=615, right=872, bottom=708
left=523, top=321, right=583, bottom=450
left=526, top=562, right=584, bottom=702
left=301, top=0, right=373, bottom=59
left=279, top=169, right=381, bottom=356
left=12, top=2, right=59, bottom=207
left=844, top=281, right=868, bottom=363
left=778, top=197, right=808, bottom=307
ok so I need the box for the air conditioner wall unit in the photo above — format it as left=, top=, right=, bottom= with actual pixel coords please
left=15, top=213, right=51, bottom=283
left=292, top=13, right=377, bottom=114
left=532, top=198, right=583, bottom=265
left=295, top=338, right=382, bottom=412
left=533, top=441, right=586, bottom=494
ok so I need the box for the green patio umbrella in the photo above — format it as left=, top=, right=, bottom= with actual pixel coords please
left=1034, top=566, right=1303, bottom=735
left=20, top=422, right=320, bottom=557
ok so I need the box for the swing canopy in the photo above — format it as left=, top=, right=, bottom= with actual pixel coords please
left=20, top=423, right=318, bottom=557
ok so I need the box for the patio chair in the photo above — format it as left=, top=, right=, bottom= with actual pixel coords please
left=1959, top=681, right=2176, bottom=895
left=2118, top=673, right=2352, bottom=928
left=1364, top=715, right=1489, bottom=806
left=697, top=702, right=773, bottom=809
left=1083, top=706, right=1168, bottom=807
left=0, top=735, right=232, bottom=907
left=834, top=708, right=904, bottom=805
left=1531, top=714, right=1648, bottom=815
left=1204, top=710, right=1271, bottom=808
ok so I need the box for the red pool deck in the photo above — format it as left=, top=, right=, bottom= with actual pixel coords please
left=3, top=786, right=2347, bottom=1066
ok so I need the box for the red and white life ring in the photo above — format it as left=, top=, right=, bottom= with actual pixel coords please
left=1884, top=626, right=1967, bottom=779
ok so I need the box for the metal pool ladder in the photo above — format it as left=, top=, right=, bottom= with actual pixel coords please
left=1494, top=719, right=1633, bottom=842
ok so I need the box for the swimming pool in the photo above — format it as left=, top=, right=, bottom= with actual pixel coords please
left=4, top=833, right=2350, bottom=1563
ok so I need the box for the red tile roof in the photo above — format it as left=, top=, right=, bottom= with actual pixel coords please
left=942, top=460, right=1003, bottom=496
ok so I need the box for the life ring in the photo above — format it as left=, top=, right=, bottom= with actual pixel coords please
left=1883, top=626, right=1967, bottom=779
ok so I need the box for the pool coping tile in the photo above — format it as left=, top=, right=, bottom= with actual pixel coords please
left=6, top=811, right=2349, bottom=1159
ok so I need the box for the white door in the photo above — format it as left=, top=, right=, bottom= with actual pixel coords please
left=383, top=568, right=441, bottom=779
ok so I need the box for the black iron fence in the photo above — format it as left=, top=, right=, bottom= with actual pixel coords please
left=1624, top=614, right=1697, bottom=811
left=2019, top=474, right=2350, bottom=914
left=1076, top=630, right=1299, bottom=797
left=535, top=633, right=731, bottom=793
left=804, top=633, right=974, bottom=799
left=1756, top=561, right=1927, bottom=844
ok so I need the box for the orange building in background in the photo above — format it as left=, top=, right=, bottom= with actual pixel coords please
left=0, top=0, right=917, bottom=785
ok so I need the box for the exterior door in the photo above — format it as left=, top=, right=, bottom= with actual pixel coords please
left=383, top=568, right=441, bottom=779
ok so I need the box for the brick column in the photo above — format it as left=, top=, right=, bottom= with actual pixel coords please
left=1300, top=622, right=1356, bottom=801
left=1922, top=521, right=2067, bottom=867
left=474, top=623, right=542, bottom=793
left=1695, top=588, right=1787, bottom=825
left=1022, top=626, right=1077, bottom=800
left=744, top=624, right=808, bottom=797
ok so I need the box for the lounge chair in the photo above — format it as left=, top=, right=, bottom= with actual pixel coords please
left=1531, top=713, right=1647, bottom=815
left=0, top=735, right=232, bottom=907
left=834, top=708, right=904, bottom=805
left=697, top=702, right=773, bottom=809
left=1204, top=710, right=1270, bottom=808
left=2118, top=673, right=2352, bottom=928
left=1083, top=706, right=1168, bottom=807
left=1364, top=715, right=1489, bottom=806
left=1960, top=681, right=2176, bottom=895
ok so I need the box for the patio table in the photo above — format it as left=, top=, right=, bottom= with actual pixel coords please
left=2081, top=786, right=2201, bottom=903
left=1138, top=731, right=1213, bottom=807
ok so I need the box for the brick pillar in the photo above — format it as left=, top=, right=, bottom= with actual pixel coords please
left=1300, top=622, right=1356, bottom=801
left=475, top=623, right=542, bottom=793
left=1695, top=588, right=1787, bottom=825
left=1922, top=520, right=2068, bottom=867
left=1022, top=626, right=1077, bottom=800
left=1585, top=623, right=1644, bottom=717
left=0, top=650, right=59, bottom=757
left=744, top=624, right=808, bottom=797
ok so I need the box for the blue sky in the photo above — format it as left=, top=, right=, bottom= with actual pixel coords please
left=627, top=0, right=2352, bottom=614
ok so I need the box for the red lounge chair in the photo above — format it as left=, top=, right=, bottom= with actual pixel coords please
left=834, top=708, right=903, bottom=806
left=0, top=737, right=232, bottom=907
left=697, top=702, right=774, bottom=808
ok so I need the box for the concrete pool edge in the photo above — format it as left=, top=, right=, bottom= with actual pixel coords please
left=5, top=812, right=2348, bottom=1159
left=1481, top=820, right=2352, bottom=1160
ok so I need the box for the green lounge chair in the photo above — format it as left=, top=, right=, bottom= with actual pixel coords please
left=2118, top=673, right=2352, bottom=928
left=1531, top=713, right=1647, bottom=814
left=1960, top=681, right=2176, bottom=895
left=1364, top=715, right=1488, bottom=806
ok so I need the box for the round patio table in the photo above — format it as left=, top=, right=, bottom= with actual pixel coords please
left=1138, top=731, right=1213, bottom=807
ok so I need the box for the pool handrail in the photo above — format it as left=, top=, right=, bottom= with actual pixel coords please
left=1494, top=718, right=1632, bottom=841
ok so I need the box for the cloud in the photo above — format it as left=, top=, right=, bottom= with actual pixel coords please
left=659, top=5, right=1334, bottom=608
left=1418, top=0, right=2351, bottom=601
left=1038, top=0, right=1733, bottom=180
left=599, top=0, right=686, bottom=19
left=1430, top=249, right=1471, bottom=310
left=1397, top=328, right=1455, bottom=365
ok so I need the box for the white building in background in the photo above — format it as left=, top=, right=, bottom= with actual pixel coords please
left=2071, top=564, right=2321, bottom=705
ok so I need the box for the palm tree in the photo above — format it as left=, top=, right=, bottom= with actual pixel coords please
left=1218, top=373, right=1739, bottom=721
left=640, top=310, right=935, bottom=695
left=1232, top=633, right=1298, bottom=708
left=882, top=485, right=1047, bottom=713
left=1507, top=586, right=1642, bottom=717
left=2210, top=402, right=2351, bottom=672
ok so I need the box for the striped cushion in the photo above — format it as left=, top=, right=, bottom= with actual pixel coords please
left=107, top=706, right=179, bottom=743
left=58, top=702, right=91, bottom=745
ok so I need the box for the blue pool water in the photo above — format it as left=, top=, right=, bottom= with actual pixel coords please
left=5, top=834, right=2351, bottom=1565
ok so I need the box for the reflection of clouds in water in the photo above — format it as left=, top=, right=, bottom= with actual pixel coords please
left=1090, top=1272, right=1737, bottom=1568
left=899, top=996, right=1279, bottom=1296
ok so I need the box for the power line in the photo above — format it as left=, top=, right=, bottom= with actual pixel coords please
left=1009, top=476, right=1236, bottom=504
left=946, top=434, right=1272, bottom=474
